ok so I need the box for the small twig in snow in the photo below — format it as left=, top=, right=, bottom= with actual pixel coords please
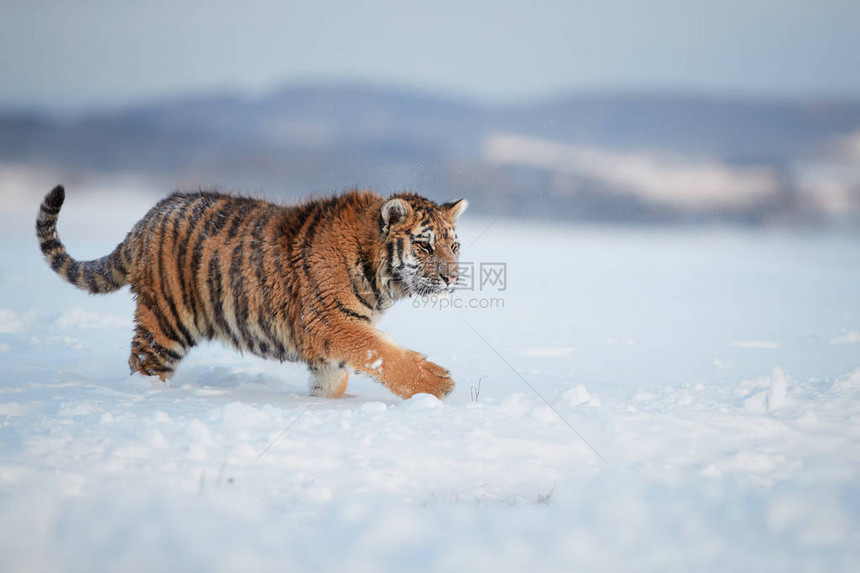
left=536, top=482, right=556, bottom=505
left=471, top=378, right=482, bottom=402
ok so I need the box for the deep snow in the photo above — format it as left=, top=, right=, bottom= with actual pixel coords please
left=1, top=187, right=859, bottom=572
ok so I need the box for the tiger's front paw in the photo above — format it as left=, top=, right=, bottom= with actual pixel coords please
left=406, top=352, right=454, bottom=399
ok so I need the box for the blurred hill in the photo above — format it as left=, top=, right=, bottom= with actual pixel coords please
left=2, top=82, right=860, bottom=226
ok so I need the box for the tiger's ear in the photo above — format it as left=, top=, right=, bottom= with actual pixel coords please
left=442, top=198, right=468, bottom=222
left=380, top=198, right=411, bottom=234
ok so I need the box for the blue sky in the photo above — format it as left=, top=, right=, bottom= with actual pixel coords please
left=2, top=0, right=858, bottom=111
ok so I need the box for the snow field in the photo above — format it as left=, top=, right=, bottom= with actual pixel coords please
left=1, top=190, right=859, bottom=571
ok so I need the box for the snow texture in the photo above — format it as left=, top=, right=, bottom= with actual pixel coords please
left=830, top=330, right=860, bottom=345
left=1, top=191, right=859, bottom=572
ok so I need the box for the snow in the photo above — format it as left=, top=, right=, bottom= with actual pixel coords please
left=0, top=309, right=33, bottom=333
left=1, top=191, right=860, bottom=571
left=559, top=384, right=592, bottom=408
left=731, top=340, right=781, bottom=349
left=767, top=368, right=789, bottom=411
left=830, top=330, right=860, bottom=345
left=53, top=309, right=131, bottom=331
left=522, top=346, right=574, bottom=358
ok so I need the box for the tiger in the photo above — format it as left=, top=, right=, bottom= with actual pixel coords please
left=36, top=185, right=467, bottom=399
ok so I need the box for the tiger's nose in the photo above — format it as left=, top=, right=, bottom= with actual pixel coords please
left=441, top=273, right=457, bottom=286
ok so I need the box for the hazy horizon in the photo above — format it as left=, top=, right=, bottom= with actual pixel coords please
left=3, top=0, right=859, bottom=113
left=8, top=77, right=860, bottom=119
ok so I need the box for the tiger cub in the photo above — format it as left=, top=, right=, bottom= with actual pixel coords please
left=36, top=185, right=467, bottom=399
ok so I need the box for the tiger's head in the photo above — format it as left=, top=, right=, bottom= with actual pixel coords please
left=379, top=193, right=468, bottom=297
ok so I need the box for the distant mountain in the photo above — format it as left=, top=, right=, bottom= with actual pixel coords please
left=2, top=83, right=859, bottom=225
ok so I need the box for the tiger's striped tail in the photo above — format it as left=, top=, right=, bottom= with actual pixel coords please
left=36, top=185, right=132, bottom=294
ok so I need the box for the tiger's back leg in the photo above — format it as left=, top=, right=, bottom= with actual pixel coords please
left=308, top=361, right=350, bottom=398
left=129, top=297, right=194, bottom=381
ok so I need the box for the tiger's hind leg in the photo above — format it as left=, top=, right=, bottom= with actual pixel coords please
left=129, top=302, right=192, bottom=382
left=308, top=361, right=350, bottom=398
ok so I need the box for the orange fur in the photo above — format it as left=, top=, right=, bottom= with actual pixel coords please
left=36, top=185, right=467, bottom=398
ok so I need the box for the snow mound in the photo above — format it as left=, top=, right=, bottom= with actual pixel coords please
left=401, top=393, right=443, bottom=410
left=732, top=340, right=781, bottom=350
left=522, top=347, right=574, bottom=358
left=833, top=367, right=860, bottom=392
left=767, top=368, right=789, bottom=411
left=360, top=401, right=387, bottom=412
left=830, top=330, right=860, bottom=345
left=743, top=368, right=789, bottom=413
left=54, top=308, right=131, bottom=330
left=0, top=309, right=31, bottom=333
left=559, top=384, right=592, bottom=408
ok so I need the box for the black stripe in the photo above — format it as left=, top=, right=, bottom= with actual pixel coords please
left=156, top=207, right=194, bottom=347
left=335, top=300, right=370, bottom=322
left=250, top=252, right=277, bottom=348
left=39, top=238, right=62, bottom=254
left=83, top=261, right=99, bottom=292
left=189, top=197, right=229, bottom=331
left=138, top=204, right=162, bottom=244
left=250, top=210, right=286, bottom=359
left=140, top=298, right=185, bottom=347
left=204, top=200, right=232, bottom=235
left=40, top=203, right=60, bottom=216
left=270, top=217, right=300, bottom=354
left=301, top=207, right=331, bottom=327
left=121, top=239, right=133, bottom=270
left=154, top=344, right=182, bottom=363
left=227, top=200, right=257, bottom=241
left=88, top=254, right=120, bottom=292
left=229, top=242, right=256, bottom=351
left=207, top=250, right=241, bottom=348
left=50, top=253, right=69, bottom=272
left=130, top=343, right=168, bottom=372
left=170, top=199, right=184, bottom=245
left=360, top=260, right=381, bottom=300
left=36, top=219, right=55, bottom=235
left=132, top=353, right=173, bottom=374
left=287, top=204, right=325, bottom=347
left=98, top=259, right=121, bottom=291
left=305, top=276, right=331, bottom=328
left=66, top=259, right=80, bottom=283
left=164, top=196, right=198, bottom=315
left=302, top=206, right=324, bottom=257
left=144, top=364, right=172, bottom=375
left=184, top=198, right=217, bottom=331
left=108, top=243, right=127, bottom=277
left=386, top=242, right=395, bottom=274
left=271, top=243, right=295, bottom=353
left=350, top=276, right=375, bottom=310
left=137, top=330, right=183, bottom=362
